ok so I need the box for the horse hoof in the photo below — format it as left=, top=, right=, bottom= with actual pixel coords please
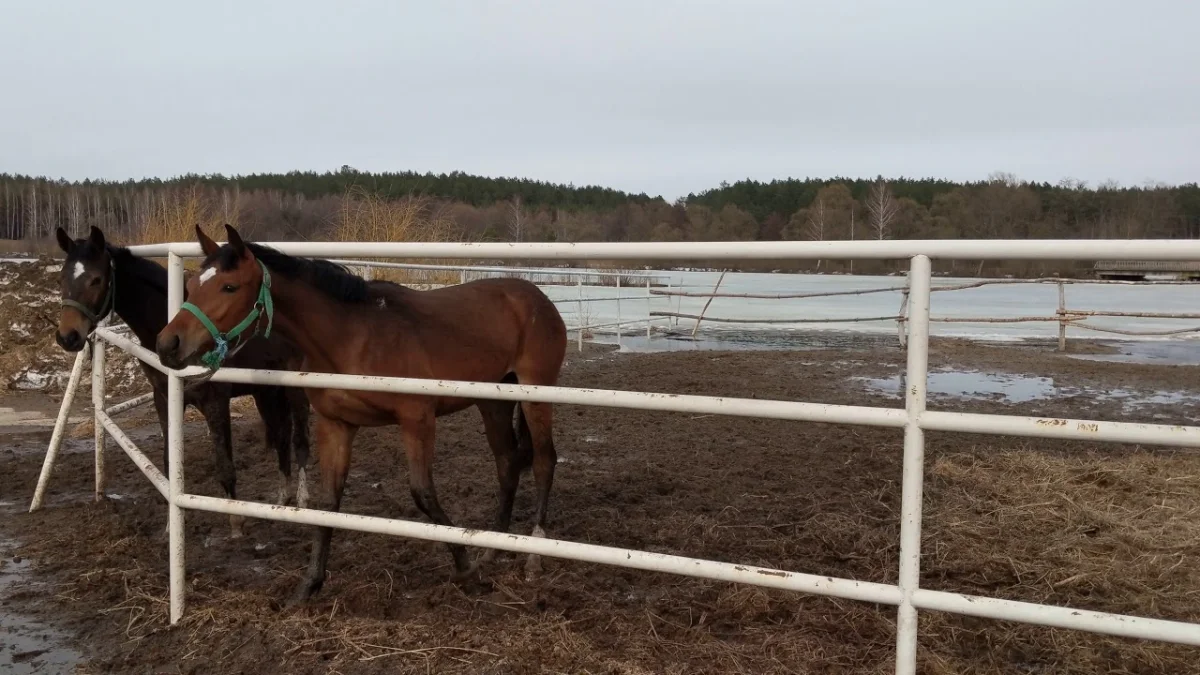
left=450, top=563, right=482, bottom=584
left=525, top=554, right=543, bottom=579
left=229, top=515, right=248, bottom=539
left=286, top=581, right=320, bottom=608
left=475, top=547, right=498, bottom=567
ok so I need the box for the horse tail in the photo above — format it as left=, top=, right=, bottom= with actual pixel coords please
left=514, top=402, right=534, bottom=474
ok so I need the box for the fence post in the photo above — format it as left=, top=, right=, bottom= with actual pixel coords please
left=1057, top=281, right=1067, bottom=352
left=92, top=335, right=106, bottom=501
left=897, top=288, right=910, bottom=349
left=577, top=277, right=584, bottom=352
left=615, top=275, right=622, bottom=349
left=896, top=254, right=931, bottom=675
left=28, top=348, right=89, bottom=511
left=645, top=278, right=653, bottom=339
left=166, top=252, right=187, bottom=624
left=673, top=276, right=683, bottom=327
left=691, top=270, right=727, bottom=338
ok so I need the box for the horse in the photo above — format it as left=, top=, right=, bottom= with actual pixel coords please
left=54, top=225, right=313, bottom=537
left=155, top=224, right=568, bottom=604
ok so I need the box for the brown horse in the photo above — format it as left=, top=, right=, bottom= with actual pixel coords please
left=156, top=224, right=568, bottom=604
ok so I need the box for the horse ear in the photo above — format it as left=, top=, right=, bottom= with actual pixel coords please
left=224, top=224, right=247, bottom=258
left=88, top=225, right=106, bottom=249
left=195, top=225, right=221, bottom=257
left=55, top=227, right=73, bottom=254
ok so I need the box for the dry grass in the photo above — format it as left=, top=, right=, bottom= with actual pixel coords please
left=916, top=446, right=1200, bottom=673
left=133, top=184, right=241, bottom=248
left=332, top=188, right=467, bottom=286
left=15, top=441, right=1200, bottom=674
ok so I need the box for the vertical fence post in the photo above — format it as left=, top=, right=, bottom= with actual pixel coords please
left=673, top=275, right=682, bottom=327
left=1057, top=281, right=1067, bottom=352
left=576, top=276, right=584, bottom=352
left=691, top=270, right=727, bottom=338
left=895, top=254, right=931, bottom=675
left=897, top=288, right=910, bottom=349
left=92, top=335, right=106, bottom=501
left=166, top=252, right=187, bottom=624
left=29, top=348, right=89, bottom=511
left=645, top=278, right=653, bottom=339
left=615, top=275, right=622, bottom=349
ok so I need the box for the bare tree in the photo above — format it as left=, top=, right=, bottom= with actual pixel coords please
left=27, top=182, right=37, bottom=241
left=68, top=187, right=82, bottom=234
left=507, top=194, right=525, bottom=242
left=866, top=179, right=898, bottom=240
left=806, top=198, right=827, bottom=271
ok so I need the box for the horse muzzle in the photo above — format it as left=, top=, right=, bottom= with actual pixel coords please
left=155, top=333, right=192, bottom=370
left=55, top=329, right=86, bottom=353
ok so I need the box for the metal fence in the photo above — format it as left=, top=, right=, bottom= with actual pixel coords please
left=29, top=238, right=1200, bottom=675
left=648, top=275, right=1200, bottom=348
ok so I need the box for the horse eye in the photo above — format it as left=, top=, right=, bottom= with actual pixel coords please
left=221, top=284, right=239, bottom=293
left=88, top=277, right=102, bottom=287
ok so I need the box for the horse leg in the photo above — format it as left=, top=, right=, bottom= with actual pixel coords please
left=252, top=387, right=293, bottom=507
left=287, top=387, right=312, bottom=508
left=150, top=387, right=172, bottom=539
left=473, top=400, right=522, bottom=568
left=152, top=387, right=169, bottom=478
left=200, top=394, right=244, bottom=538
left=400, top=409, right=474, bottom=580
left=289, top=414, right=357, bottom=606
left=519, top=400, right=557, bottom=578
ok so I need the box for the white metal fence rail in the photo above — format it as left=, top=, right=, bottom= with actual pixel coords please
left=31, top=238, right=1200, bottom=675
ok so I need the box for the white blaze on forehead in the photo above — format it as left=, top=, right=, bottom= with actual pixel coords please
left=198, top=267, right=217, bottom=285
left=72, top=262, right=85, bottom=279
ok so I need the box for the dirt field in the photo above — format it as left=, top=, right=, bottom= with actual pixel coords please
left=2, top=338, right=1200, bottom=674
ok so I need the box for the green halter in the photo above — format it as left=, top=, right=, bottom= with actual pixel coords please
left=61, top=258, right=116, bottom=331
left=179, top=261, right=274, bottom=369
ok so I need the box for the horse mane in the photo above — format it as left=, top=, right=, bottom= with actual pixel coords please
left=108, top=245, right=168, bottom=294
left=211, top=242, right=375, bottom=305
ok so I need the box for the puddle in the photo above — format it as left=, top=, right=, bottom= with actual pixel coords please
left=0, top=406, right=88, bottom=429
left=1068, top=341, right=1200, bottom=366
left=858, top=371, right=1056, bottom=403
left=1095, top=388, right=1200, bottom=411
left=0, top=534, right=84, bottom=675
left=597, top=330, right=900, bottom=354
left=856, top=369, right=1200, bottom=411
left=592, top=329, right=1200, bottom=367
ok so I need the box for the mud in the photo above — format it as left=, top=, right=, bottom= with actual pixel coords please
left=2, top=339, right=1200, bottom=674
left=0, top=523, right=85, bottom=674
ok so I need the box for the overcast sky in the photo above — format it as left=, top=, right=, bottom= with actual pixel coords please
left=2, top=0, right=1197, bottom=199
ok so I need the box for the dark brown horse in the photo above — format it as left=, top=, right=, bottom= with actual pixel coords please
left=55, top=226, right=312, bottom=536
left=155, top=224, right=568, bottom=604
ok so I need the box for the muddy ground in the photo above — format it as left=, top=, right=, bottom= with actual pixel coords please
left=2, top=338, right=1200, bottom=674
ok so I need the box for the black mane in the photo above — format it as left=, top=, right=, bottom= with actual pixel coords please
left=109, top=245, right=168, bottom=293
left=206, top=242, right=372, bottom=304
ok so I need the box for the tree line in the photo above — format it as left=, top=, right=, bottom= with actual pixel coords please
left=3, top=168, right=1198, bottom=276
